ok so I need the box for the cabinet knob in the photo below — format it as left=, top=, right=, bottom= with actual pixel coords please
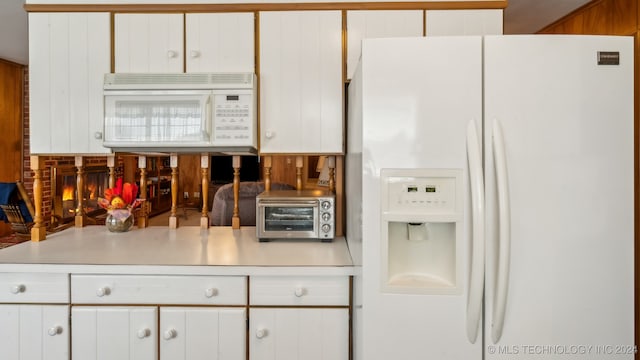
left=265, top=131, right=274, bottom=139
left=167, top=50, right=178, bottom=58
left=190, top=50, right=201, bottom=58
left=204, top=287, right=219, bottom=298
left=137, top=328, right=151, bottom=339
left=294, top=287, right=306, bottom=297
left=48, top=326, right=63, bottom=336
left=94, top=132, right=103, bottom=140
left=96, top=286, right=111, bottom=297
left=10, top=284, right=25, bottom=294
left=255, top=328, right=267, bottom=339
left=163, top=328, right=178, bottom=340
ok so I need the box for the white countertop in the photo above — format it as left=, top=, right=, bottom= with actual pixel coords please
left=0, top=226, right=355, bottom=276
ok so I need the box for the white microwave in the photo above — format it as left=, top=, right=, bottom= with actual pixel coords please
left=103, top=73, right=257, bottom=154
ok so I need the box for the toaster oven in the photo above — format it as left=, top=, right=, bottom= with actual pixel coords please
left=256, top=189, right=335, bottom=242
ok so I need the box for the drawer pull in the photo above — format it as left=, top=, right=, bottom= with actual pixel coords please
left=137, top=328, right=151, bottom=339
left=163, top=328, right=177, bottom=340
left=10, top=284, right=26, bottom=294
left=255, top=328, right=268, bottom=339
left=167, top=50, right=178, bottom=58
left=204, top=287, right=219, bottom=298
left=294, top=287, right=306, bottom=297
left=96, top=286, right=111, bottom=297
left=48, top=326, right=62, bottom=336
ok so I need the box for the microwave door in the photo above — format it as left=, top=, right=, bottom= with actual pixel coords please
left=103, top=91, right=212, bottom=147
left=259, top=201, right=318, bottom=238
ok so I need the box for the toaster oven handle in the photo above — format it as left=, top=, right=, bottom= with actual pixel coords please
left=258, top=200, right=319, bottom=207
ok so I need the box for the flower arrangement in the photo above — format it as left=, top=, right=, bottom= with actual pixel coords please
left=97, top=178, right=144, bottom=212
left=97, top=179, right=146, bottom=232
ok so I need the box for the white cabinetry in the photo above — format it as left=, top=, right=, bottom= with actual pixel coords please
left=29, top=12, right=111, bottom=155
left=249, top=276, right=350, bottom=360
left=259, top=11, right=343, bottom=154
left=71, top=275, right=247, bottom=360
left=346, top=10, right=423, bottom=80
left=186, top=13, right=255, bottom=72
left=0, top=273, right=70, bottom=360
left=115, top=14, right=184, bottom=73
left=115, top=13, right=254, bottom=73
left=72, top=306, right=246, bottom=360
left=425, top=9, right=503, bottom=35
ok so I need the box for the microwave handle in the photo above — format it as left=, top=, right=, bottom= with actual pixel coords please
left=258, top=200, right=318, bottom=207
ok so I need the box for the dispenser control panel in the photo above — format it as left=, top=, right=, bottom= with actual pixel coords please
left=382, top=169, right=461, bottom=215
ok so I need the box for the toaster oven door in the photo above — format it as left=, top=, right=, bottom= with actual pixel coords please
left=258, top=200, right=319, bottom=238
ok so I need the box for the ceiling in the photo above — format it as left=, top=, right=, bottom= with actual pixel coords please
left=0, top=0, right=591, bottom=65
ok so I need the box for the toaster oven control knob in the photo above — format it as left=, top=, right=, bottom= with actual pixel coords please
left=321, top=201, right=332, bottom=210
left=322, top=212, right=331, bottom=222
left=321, top=224, right=331, bottom=233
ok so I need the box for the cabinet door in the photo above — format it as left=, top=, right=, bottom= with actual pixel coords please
left=71, top=306, right=157, bottom=360
left=425, top=9, right=503, bottom=36
left=0, top=305, right=69, bottom=360
left=346, top=10, right=423, bottom=80
left=115, top=13, right=184, bottom=73
left=186, top=13, right=255, bottom=73
left=259, top=11, right=343, bottom=154
left=160, top=307, right=246, bottom=360
left=250, top=308, right=349, bottom=360
left=29, top=12, right=111, bottom=154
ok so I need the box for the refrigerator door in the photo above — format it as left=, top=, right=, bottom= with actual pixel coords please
left=358, top=36, right=483, bottom=360
left=483, top=35, right=634, bottom=359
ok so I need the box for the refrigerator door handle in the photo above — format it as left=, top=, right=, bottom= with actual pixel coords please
left=491, top=119, right=511, bottom=344
left=465, top=120, right=485, bottom=343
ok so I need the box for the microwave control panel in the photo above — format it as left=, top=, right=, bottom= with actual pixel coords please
left=212, top=93, right=255, bottom=146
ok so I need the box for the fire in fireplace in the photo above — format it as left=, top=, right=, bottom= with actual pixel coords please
left=52, top=166, right=109, bottom=223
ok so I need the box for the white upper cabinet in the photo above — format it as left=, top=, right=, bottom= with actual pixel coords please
left=29, top=12, right=111, bottom=155
left=115, top=13, right=255, bottom=73
left=346, top=10, right=423, bottom=80
left=186, top=13, right=255, bottom=73
left=115, top=13, right=184, bottom=73
left=425, top=9, right=503, bottom=36
left=259, top=11, right=343, bottom=154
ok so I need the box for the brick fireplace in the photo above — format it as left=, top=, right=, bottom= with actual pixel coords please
left=51, top=165, right=109, bottom=223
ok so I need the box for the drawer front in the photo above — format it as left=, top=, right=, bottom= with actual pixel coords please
left=0, top=273, right=69, bottom=303
left=72, top=275, right=247, bottom=305
left=250, top=276, right=349, bottom=306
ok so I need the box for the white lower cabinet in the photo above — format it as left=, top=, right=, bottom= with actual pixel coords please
left=0, top=273, right=70, bottom=360
left=0, top=305, right=69, bottom=360
left=160, top=307, right=246, bottom=360
left=249, top=276, right=350, bottom=360
left=70, top=275, right=248, bottom=360
left=72, top=306, right=247, bottom=360
left=249, top=308, right=349, bottom=360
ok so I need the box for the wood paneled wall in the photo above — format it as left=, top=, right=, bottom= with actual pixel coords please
left=539, top=1, right=639, bottom=357
left=0, top=59, right=25, bottom=237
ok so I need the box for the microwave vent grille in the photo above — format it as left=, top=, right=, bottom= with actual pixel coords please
left=104, top=73, right=254, bottom=90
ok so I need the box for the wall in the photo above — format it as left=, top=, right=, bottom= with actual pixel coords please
left=538, top=1, right=639, bottom=357
left=0, top=59, right=24, bottom=236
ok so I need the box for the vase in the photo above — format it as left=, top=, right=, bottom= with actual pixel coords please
left=105, top=210, right=134, bottom=232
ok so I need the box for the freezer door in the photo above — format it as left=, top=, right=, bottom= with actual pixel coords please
left=357, top=36, right=483, bottom=360
left=483, top=35, right=634, bottom=359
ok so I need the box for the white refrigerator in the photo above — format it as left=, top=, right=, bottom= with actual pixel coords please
left=346, top=35, right=634, bottom=360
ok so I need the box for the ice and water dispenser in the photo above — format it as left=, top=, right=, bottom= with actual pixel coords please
left=380, top=169, right=462, bottom=295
